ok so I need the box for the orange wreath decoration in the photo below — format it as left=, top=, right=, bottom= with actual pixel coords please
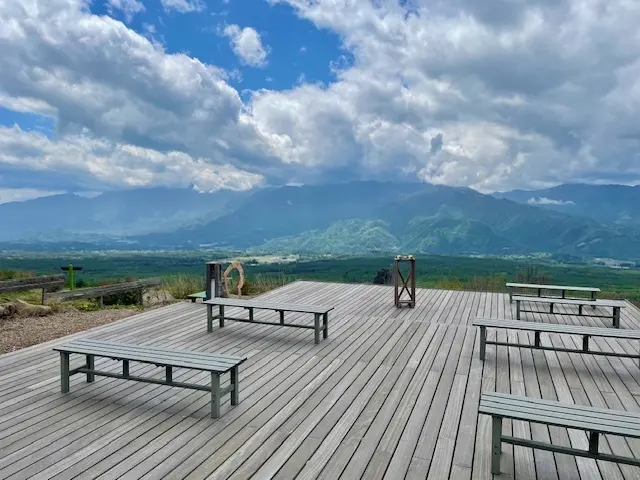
left=223, top=262, right=245, bottom=298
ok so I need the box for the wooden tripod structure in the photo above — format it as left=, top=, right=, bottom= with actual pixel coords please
left=394, top=255, right=416, bottom=308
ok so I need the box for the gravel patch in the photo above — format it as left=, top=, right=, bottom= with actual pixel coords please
left=0, top=308, right=140, bottom=354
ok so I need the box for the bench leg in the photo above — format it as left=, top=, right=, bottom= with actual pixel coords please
left=219, top=305, right=225, bottom=328
left=509, top=287, right=513, bottom=304
left=207, top=304, right=213, bottom=333
left=534, top=331, right=541, bottom=348
left=613, top=307, right=620, bottom=328
left=314, top=313, right=321, bottom=344
left=323, top=313, right=329, bottom=339
left=578, top=304, right=583, bottom=316
left=279, top=310, right=285, bottom=325
left=549, top=303, right=554, bottom=314
left=230, top=366, right=239, bottom=406
left=86, top=354, right=95, bottom=383
left=479, top=326, right=486, bottom=361
left=60, top=352, right=70, bottom=393
left=588, top=431, right=599, bottom=455
left=491, top=415, right=503, bottom=474
left=123, top=360, right=130, bottom=378
left=211, top=373, right=221, bottom=419
left=516, top=300, right=521, bottom=320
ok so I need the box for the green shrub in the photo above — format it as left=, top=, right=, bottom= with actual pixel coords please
left=241, top=274, right=296, bottom=295
left=163, top=274, right=204, bottom=299
left=466, top=275, right=507, bottom=292
left=0, top=270, right=35, bottom=280
left=435, top=278, right=465, bottom=290
left=102, top=290, right=142, bottom=306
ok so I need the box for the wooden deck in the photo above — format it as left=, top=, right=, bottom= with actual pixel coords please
left=1, top=280, right=640, bottom=479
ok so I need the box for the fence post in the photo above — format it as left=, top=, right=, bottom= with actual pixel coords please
left=205, top=262, right=225, bottom=300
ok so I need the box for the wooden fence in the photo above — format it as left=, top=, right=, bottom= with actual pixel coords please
left=45, top=278, right=162, bottom=307
left=0, top=275, right=66, bottom=305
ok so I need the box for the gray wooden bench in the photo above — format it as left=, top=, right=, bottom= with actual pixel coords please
left=187, top=290, right=207, bottom=303
left=203, top=297, right=334, bottom=344
left=474, top=318, right=640, bottom=365
left=506, top=282, right=600, bottom=303
left=53, top=339, right=246, bottom=418
left=480, top=392, right=640, bottom=474
left=512, top=295, right=625, bottom=328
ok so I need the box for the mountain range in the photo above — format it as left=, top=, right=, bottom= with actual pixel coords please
left=0, top=187, right=248, bottom=242
left=1, top=181, right=639, bottom=260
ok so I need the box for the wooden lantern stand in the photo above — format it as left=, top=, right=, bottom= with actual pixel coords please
left=394, top=255, right=416, bottom=308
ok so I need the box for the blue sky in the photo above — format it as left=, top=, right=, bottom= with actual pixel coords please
left=1, top=0, right=640, bottom=203
left=94, top=0, right=345, bottom=93
left=0, top=107, right=55, bottom=137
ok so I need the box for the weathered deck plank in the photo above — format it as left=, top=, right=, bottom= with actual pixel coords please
left=2, top=281, right=640, bottom=480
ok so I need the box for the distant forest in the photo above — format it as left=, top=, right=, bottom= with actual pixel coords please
left=2, top=251, right=640, bottom=304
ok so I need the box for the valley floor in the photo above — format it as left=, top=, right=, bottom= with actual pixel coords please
left=1, top=281, right=640, bottom=479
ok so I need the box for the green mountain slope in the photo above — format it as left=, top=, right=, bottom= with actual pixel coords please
left=253, top=219, right=399, bottom=254
left=139, top=181, right=427, bottom=247
left=233, top=184, right=640, bottom=259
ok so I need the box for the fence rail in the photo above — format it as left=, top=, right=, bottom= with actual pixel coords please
left=45, top=278, right=162, bottom=307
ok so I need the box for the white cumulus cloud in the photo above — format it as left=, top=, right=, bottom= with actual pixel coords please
left=106, top=0, right=145, bottom=22
left=2, top=0, right=640, bottom=197
left=160, top=0, right=205, bottom=13
left=254, top=0, right=640, bottom=191
left=0, top=125, right=264, bottom=192
left=223, top=24, right=269, bottom=67
left=527, top=197, right=576, bottom=206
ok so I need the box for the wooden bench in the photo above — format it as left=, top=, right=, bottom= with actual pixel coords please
left=187, top=290, right=207, bottom=303
left=53, top=339, right=246, bottom=418
left=479, top=392, right=640, bottom=474
left=474, top=318, right=640, bottom=365
left=203, top=297, right=334, bottom=344
left=45, top=278, right=161, bottom=307
left=0, top=274, right=65, bottom=305
left=512, top=295, right=625, bottom=328
left=506, top=282, right=600, bottom=303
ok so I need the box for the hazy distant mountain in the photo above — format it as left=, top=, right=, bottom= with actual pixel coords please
left=139, top=182, right=640, bottom=259
left=0, top=187, right=249, bottom=241
left=139, top=181, right=428, bottom=248
left=495, top=184, right=640, bottom=227
left=3, top=181, right=640, bottom=260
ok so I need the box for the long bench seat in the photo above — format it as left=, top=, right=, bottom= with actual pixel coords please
left=473, top=317, right=640, bottom=365
left=187, top=290, right=207, bottom=302
left=53, top=339, right=246, bottom=418
left=204, top=297, right=334, bottom=344
left=512, top=295, right=625, bottom=327
left=480, top=392, right=640, bottom=474
left=506, top=282, right=600, bottom=303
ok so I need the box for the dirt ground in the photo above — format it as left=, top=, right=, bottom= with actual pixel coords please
left=0, top=290, right=178, bottom=355
left=0, top=308, right=143, bottom=354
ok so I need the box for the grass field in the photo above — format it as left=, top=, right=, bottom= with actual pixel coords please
left=2, top=251, right=640, bottom=303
